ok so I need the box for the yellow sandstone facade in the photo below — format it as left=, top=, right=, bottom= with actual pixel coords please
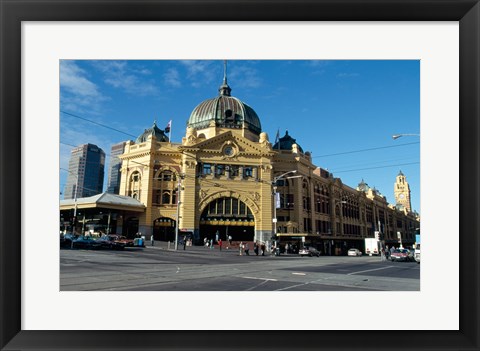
left=117, top=70, right=419, bottom=254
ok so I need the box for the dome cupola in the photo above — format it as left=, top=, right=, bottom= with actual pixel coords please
left=187, top=61, right=262, bottom=136
left=136, top=121, right=169, bottom=143
left=272, top=130, right=304, bottom=153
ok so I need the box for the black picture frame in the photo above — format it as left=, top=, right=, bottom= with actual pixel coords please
left=1, top=1, right=479, bottom=350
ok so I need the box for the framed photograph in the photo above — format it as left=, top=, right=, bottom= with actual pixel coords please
left=1, top=0, right=479, bottom=350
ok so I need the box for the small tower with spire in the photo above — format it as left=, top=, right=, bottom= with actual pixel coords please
left=218, top=60, right=232, bottom=96
left=394, top=170, right=412, bottom=212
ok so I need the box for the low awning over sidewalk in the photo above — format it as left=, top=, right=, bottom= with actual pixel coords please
left=276, top=233, right=320, bottom=237
left=60, top=192, right=145, bottom=212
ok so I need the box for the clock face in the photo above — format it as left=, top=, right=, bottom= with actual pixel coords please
left=224, top=146, right=234, bottom=156
left=399, top=194, right=405, bottom=199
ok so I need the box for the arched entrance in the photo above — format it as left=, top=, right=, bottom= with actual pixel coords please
left=153, top=217, right=176, bottom=242
left=199, top=197, right=255, bottom=242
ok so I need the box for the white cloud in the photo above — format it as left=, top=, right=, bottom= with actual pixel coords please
left=60, top=61, right=100, bottom=97
left=164, top=68, right=181, bottom=88
left=229, top=64, right=262, bottom=89
left=180, top=60, right=217, bottom=87
left=91, top=60, right=158, bottom=95
left=60, top=60, right=106, bottom=113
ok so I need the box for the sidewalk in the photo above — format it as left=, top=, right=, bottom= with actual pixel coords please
left=146, top=240, right=279, bottom=257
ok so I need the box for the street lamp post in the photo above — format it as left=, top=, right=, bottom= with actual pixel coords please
left=392, top=133, right=420, bottom=140
left=174, top=173, right=184, bottom=251
left=60, top=168, right=78, bottom=234
left=272, top=170, right=302, bottom=254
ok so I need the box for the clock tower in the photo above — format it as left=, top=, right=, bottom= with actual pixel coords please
left=394, top=170, right=412, bottom=212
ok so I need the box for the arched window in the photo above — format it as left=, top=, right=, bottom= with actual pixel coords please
left=302, top=179, right=310, bottom=211
left=153, top=169, right=178, bottom=206
left=201, top=197, right=253, bottom=219
left=162, top=192, right=171, bottom=204
left=128, top=171, right=141, bottom=200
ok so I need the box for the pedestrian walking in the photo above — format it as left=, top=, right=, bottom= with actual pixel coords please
left=254, top=242, right=259, bottom=256
left=261, top=243, right=265, bottom=256
left=183, top=235, right=187, bottom=250
left=218, top=238, right=222, bottom=251
left=239, top=242, right=243, bottom=256
left=204, top=237, right=208, bottom=247
left=151, top=234, right=155, bottom=246
left=210, top=238, right=214, bottom=250
left=228, top=235, right=232, bottom=246
left=245, top=242, right=250, bottom=255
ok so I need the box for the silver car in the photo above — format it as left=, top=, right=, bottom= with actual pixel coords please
left=299, top=247, right=321, bottom=257
left=347, top=248, right=362, bottom=256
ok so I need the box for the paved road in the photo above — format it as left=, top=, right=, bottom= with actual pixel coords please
left=60, top=244, right=420, bottom=291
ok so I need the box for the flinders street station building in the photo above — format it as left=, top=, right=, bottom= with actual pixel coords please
left=61, top=69, right=420, bottom=255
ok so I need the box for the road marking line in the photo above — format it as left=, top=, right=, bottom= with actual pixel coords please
left=276, top=282, right=309, bottom=291
left=292, top=272, right=306, bottom=276
left=241, top=276, right=277, bottom=281
left=347, top=266, right=394, bottom=275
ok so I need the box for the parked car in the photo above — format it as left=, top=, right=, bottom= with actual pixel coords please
left=299, top=247, right=321, bottom=257
left=72, top=235, right=102, bottom=249
left=390, top=249, right=414, bottom=262
left=110, top=235, right=134, bottom=247
left=60, top=233, right=78, bottom=248
left=347, top=248, right=362, bottom=256
left=96, top=235, right=125, bottom=250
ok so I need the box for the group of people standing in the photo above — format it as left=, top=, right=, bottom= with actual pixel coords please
left=380, top=245, right=397, bottom=260
left=202, top=237, right=270, bottom=257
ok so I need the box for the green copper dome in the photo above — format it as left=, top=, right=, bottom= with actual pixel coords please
left=187, top=62, right=262, bottom=135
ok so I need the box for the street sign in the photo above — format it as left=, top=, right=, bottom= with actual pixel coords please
left=272, top=218, right=277, bottom=223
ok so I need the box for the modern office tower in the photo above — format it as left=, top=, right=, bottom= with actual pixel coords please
left=107, top=141, right=127, bottom=194
left=63, top=143, right=105, bottom=199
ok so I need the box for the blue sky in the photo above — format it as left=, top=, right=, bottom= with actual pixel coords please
left=60, top=60, right=420, bottom=213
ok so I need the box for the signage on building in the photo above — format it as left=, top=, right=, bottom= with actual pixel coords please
left=275, top=192, right=281, bottom=209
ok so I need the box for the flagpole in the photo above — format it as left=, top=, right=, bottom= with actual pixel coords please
left=169, top=120, right=172, bottom=142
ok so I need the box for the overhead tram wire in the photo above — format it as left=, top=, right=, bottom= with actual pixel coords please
left=62, top=142, right=418, bottom=190
left=331, top=161, right=420, bottom=174
left=62, top=110, right=419, bottom=163
left=61, top=111, right=137, bottom=139
left=327, top=155, right=419, bottom=172
left=61, top=111, right=419, bottom=190
left=313, top=142, right=419, bottom=158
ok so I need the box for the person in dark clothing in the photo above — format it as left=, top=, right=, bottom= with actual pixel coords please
left=245, top=242, right=250, bottom=255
